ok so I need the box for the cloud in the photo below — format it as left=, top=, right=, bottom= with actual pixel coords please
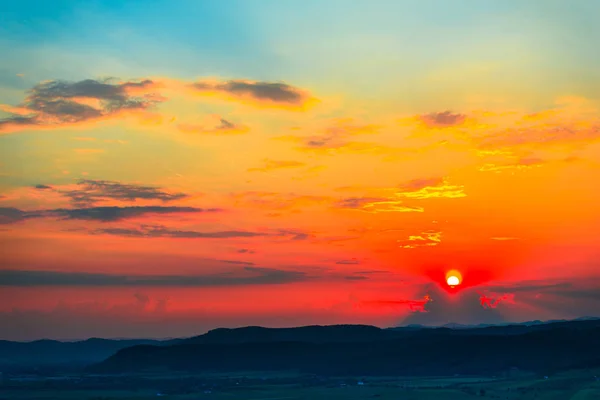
left=478, top=157, right=544, bottom=173
left=0, top=115, right=38, bottom=131
left=0, top=207, right=30, bottom=224
left=34, top=184, right=53, bottom=190
left=0, top=267, right=308, bottom=287
left=188, top=79, right=314, bottom=109
left=334, top=196, right=423, bottom=213
left=93, top=225, right=265, bottom=238
left=401, top=285, right=507, bottom=326
left=478, top=292, right=515, bottom=309
left=334, top=179, right=463, bottom=213
left=362, top=295, right=433, bottom=313
left=0, top=78, right=165, bottom=133
left=334, top=197, right=388, bottom=209
left=53, top=206, right=213, bottom=222
left=218, top=259, right=256, bottom=266
left=275, top=229, right=312, bottom=241
left=53, top=179, right=189, bottom=206
left=419, top=111, right=466, bottom=127
left=237, top=248, right=256, bottom=254
left=398, top=230, right=442, bottom=249
left=92, top=225, right=310, bottom=240
left=178, top=117, right=249, bottom=135
left=397, top=177, right=466, bottom=199
left=471, top=278, right=600, bottom=319
left=345, top=275, right=368, bottom=281
left=276, top=120, right=385, bottom=154
left=247, top=159, right=306, bottom=172
left=0, top=206, right=213, bottom=224
left=335, top=259, right=360, bottom=265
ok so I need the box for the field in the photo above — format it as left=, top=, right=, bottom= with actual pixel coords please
left=1, top=369, right=600, bottom=400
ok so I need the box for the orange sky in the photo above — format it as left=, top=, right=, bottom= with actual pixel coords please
left=1, top=1, right=600, bottom=340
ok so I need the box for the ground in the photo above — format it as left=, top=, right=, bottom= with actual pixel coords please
left=1, top=369, right=600, bottom=400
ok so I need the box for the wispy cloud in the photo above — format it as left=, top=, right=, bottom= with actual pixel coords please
left=93, top=225, right=265, bottom=238
left=0, top=267, right=309, bottom=287
left=188, top=79, right=315, bottom=109
left=397, top=177, right=466, bottom=199
left=419, top=111, right=466, bottom=128
left=0, top=78, right=164, bottom=133
left=36, top=179, right=189, bottom=207
left=92, top=224, right=311, bottom=241
left=398, top=230, right=442, bottom=249
left=178, top=117, right=249, bottom=135
left=0, top=205, right=214, bottom=223
left=478, top=157, right=545, bottom=173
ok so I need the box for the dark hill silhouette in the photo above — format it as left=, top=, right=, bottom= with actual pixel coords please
left=91, top=319, right=600, bottom=376
left=182, top=324, right=394, bottom=344
left=0, top=338, right=175, bottom=367
left=2, top=319, right=599, bottom=373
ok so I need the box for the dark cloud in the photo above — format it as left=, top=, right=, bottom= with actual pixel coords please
left=237, top=248, right=256, bottom=254
left=307, top=139, right=330, bottom=147
left=399, top=177, right=444, bottom=191
left=0, top=78, right=163, bottom=131
left=56, top=179, right=189, bottom=206
left=93, top=226, right=311, bottom=240
left=0, top=207, right=31, bottom=224
left=276, top=229, right=311, bottom=241
left=335, top=197, right=387, bottom=209
left=336, top=259, right=360, bottom=265
left=484, top=279, right=600, bottom=302
left=345, top=275, right=368, bottom=280
left=218, top=260, right=256, bottom=266
left=0, top=267, right=309, bottom=287
left=401, top=285, right=507, bottom=326
left=485, top=281, right=572, bottom=294
left=191, top=80, right=307, bottom=105
left=94, top=226, right=265, bottom=238
left=48, top=206, right=212, bottom=222
left=420, top=111, right=466, bottom=127
left=0, top=115, right=39, bottom=130
left=0, top=206, right=212, bottom=224
left=217, top=118, right=236, bottom=130
left=34, top=184, right=53, bottom=190
left=177, top=117, right=248, bottom=135
left=291, top=122, right=379, bottom=151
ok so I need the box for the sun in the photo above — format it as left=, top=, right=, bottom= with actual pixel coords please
left=446, top=270, right=462, bottom=287
left=447, top=275, right=460, bottom=286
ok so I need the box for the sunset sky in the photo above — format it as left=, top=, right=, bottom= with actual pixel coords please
left=1, top=0, right=600, bottom=341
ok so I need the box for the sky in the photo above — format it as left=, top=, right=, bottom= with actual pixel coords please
left=1, top=0, right=600, bottom=341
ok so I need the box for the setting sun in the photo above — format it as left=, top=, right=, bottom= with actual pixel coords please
left=446, top=270, right=462, bottom=287
left=447, top=276, right=460, bottom=286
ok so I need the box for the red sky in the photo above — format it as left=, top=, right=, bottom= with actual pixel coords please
left=1, top=1, right=600, bottom=340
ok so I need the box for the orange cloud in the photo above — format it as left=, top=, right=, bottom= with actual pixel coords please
left=396, top=177, right=466, bottom=199
left=339, top=197, right=424, bottom=213
left=478, top=157, right=544, bottom=173
left=398, top=230, right=442, bottom=249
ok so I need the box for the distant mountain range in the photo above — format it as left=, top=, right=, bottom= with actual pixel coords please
left=1, top=317, right=599, bottom=375
left=398, top=316, right=600, bottom=330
